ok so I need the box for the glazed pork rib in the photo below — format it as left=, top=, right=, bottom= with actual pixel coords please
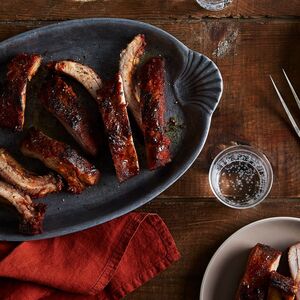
left=0, top=180, right=46, bottom=234
left=48, top=60, right=102, bottom=99
left=21, top=128, right=101, bottom=194
left=139, top=57, right=171, bottom=170
left=97, top=73, right=139, bottom=182
left=0, top=53, right=42, bottom=131
left=40, top=75, right=99, bottom=156
left=236, top=243, right=282, bottom=300
left=267, top=271, right=297, bottom=300
left=0, top=148, right=63, bottom=198
left=120, top=34, right=146, bottom=129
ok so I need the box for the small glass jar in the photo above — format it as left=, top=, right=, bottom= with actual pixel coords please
left=209, top=145, right=273, bottom=209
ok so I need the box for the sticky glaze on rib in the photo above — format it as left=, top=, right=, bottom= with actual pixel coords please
left=21, top=128, right=101, bottom=194
left=140, top=57, right=171, bottom=170
left=97, top=73, right=139, bottom=182
left=236, top=243, right=282, bottom=300
left=0, top=53, right=42, bottom=131
left=267, top=271, right=297, bottom=300
left=40, top=75, right=99, bottom=156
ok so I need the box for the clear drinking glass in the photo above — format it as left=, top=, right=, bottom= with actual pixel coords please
left=196, top=0, right=232, bottom=11
left=209, top=145, right=273, bottom=209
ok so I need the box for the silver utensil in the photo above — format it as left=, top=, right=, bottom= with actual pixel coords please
left=270, top=69, right=300, bottom=138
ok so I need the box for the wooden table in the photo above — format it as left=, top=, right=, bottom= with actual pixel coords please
left=1, top=1, right=300, bottom=299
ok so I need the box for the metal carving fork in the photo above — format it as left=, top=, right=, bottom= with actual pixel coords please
left=270, top=69, right=300, bottom=138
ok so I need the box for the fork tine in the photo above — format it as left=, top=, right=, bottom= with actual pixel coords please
left=282, top=69, right=300, bottom=110
left=270, top=75, right=300, bottom=138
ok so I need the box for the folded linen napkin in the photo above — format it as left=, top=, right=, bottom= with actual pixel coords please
left=0, top=213, right=180, bottom=300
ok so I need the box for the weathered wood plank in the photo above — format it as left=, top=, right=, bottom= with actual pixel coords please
left=0, top=0, right=299, bottom=21
left=125, top=197, right=300, bottom=299
left=0, top=19, right=299, bottom=199
left=161, top=20, right=300, bottom=199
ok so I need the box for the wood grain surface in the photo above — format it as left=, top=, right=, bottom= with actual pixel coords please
left=0, top=0, right=300, bottom=299
left=0, top=0, right=299, bottom=20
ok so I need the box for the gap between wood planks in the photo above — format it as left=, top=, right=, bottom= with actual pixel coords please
left=0, top=16, right=299, bottom=25
left=0, top=18, right=299, bottom=36
left=146, top=194, right=300, bottom=200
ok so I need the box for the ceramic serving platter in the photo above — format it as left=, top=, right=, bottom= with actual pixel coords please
left=0, top=18, right=222, bottom=240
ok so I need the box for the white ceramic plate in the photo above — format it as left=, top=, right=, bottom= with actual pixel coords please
left=200, top=217, right=300, bottom=300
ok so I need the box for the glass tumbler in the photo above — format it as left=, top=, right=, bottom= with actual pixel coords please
left=209, top=145, right=273, bottom=209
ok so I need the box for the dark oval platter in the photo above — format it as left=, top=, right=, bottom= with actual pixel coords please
left=0, top=18, right=222, bottom=241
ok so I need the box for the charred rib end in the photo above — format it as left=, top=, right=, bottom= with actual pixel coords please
left=55, top=175, right=64, bottom=193
left=19, top=203, right=46, bottom=235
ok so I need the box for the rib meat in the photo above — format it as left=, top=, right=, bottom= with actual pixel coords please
left=236, top=243, right=282, bottom=300
left=97, top=73, right=139, bottom=182
left=48, top=60, right=102, bottom=99
left=0, top=148, right=63, bottom=198
left=0, top=180, right=46, bottom=235
left=0, top=53, right=42, bottom=131
left=267, top=271, right=297, bottom=300
left=120, top=34, right=146, bottom=129
left=21, top=128, right=101, bottom=194
left=40, top=75, right=99, bottom=156
left=139, top=57, right=171, bottom=170
left=288, top=243, right=300, bottom=300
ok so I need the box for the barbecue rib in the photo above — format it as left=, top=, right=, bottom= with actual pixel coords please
left=0, top=180, right=46, bottom=234
left=21, top=128, right=101, bottom=194
left=0, top=148, right=63, bottom=198
left=97, top=73, right=139, bottom=182
left=40, top=75, right=99, bottom=156
left=288, top=243, right=300, bottom=300
left=267, top=271, right=297, bottom=300
left=0, top=53, right=42, bottom=131
left=139, top=57, right=171, bottom=170
left=120, top=34, right=146, bottom=129
left=49, top=60, right=102, bottom=99
left=236, top=243, right=282, bottom=300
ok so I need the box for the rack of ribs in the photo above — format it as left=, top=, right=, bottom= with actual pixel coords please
left=0, top=148, right=63, bottom=198
left=0, top=53, right=42, bottom=131
left=97, top=73, right=139, bottom=182
left=21, top=128, right=101, bottom=194
left=236, top=243, right=282, bottom=300
left=40, top=75, right=99, bottom=156
left=0, top=180, right=46, bottom=234
left=139, top=57, right=171, bottom=170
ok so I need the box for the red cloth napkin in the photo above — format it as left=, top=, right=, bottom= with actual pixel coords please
left=0, top=213, right=180, bottom=300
